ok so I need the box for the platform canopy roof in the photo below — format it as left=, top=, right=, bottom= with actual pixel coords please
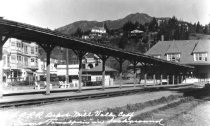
left=0, top=18, right=194, bottom=70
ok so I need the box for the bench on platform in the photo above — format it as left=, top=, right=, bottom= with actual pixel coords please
left=34, top=81, right=52, bottom=90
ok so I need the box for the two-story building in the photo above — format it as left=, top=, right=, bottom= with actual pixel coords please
left=145, top=40, right=210, bottom=83
left=36, top=58, right=58, bottom=81
left=90, top=26, right=106, bottom=37
left=2, top=38, right=39, bottom=84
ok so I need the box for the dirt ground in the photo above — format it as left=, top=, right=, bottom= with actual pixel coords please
left=165, top=100, right=210, bottom=126
left=0, top=91, right=180, bottom=126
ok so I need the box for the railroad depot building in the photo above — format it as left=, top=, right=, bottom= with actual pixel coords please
left=2, top=38, right=39, bottom=84
left=36, top=52, right=117, bottom=87
left=145, top=40, right=210, bottom=83
left=82, top=64, right=117, bottom=87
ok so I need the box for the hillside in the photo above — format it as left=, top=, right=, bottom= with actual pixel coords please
left=189, top=33, right=210, bottom=40
left=56, top=13, right=153, bottom=35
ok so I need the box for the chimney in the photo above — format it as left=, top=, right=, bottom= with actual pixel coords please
left=161, top=35, right=164, bottom=41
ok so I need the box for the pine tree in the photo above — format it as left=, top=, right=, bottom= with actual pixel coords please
left=148, top=17, right=158, bottom=32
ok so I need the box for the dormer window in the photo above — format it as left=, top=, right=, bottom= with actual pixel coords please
left=167, top=53, right=180, bottom=62
left=194, top=52, right=207, bottom=61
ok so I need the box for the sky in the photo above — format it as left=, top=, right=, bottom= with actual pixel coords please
left=0, top=0, right=209, bottom=29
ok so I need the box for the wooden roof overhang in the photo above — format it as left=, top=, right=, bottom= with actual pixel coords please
left=0, top=18, right=194, bottom=71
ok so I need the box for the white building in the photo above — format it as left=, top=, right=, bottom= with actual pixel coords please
left=90, top=26, right=107, bottom=38
left=36, top=58, right=58, bottom=81
left=146, top=40, right=210, bottom=83
left=84, top=53, right=100, bottom=69
left=2, top=38, right=38, bottom=84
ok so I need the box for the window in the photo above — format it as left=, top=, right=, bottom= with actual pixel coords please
left=31, top=58, right=34, bottom=62
left=167, top=53, right=180, bottom=62
left=194, top=52, right=207, bottom=61
left=11, top=42, right=15, bottom=46
left=11, top=55, right=16, bottom=61
left=35, top=47, right=38, bottom=53
left=96, top=77, right=102, bottom=81
left=24, top=57, right=28, bottom=66
left=24, top=45, right=28, bottom=54
left=17, top=55, right=21, bottom=61
left=7, top=55, right=10, bottom=67
left=31, top=47, right=34, bottom=54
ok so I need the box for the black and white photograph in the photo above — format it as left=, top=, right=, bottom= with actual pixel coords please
left=0, top=0, right=210, bottom=125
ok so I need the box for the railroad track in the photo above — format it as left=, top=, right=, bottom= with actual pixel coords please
left=0, top=88, right=143, bottom=108
left=0, top=83, right=196, bottom=108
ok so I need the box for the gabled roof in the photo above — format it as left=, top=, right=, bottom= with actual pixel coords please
left=145, top=40, right=171, bottom=56
left=146, top=40, right=210, bottom=65
left=131, top=29, right=144, bottom=34
left=85, top=53, right=94, bottom=58
left=193, top=40, right=210, bottom=53
left=83, top=64, right=117, bottom=72
left=166, top=41, right=180, bottom=53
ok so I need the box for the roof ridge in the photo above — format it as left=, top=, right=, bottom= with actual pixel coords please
left=191, top=40, right=199, bottom=54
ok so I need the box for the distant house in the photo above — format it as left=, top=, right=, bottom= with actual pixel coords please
left=157, top=18, right=170, bottom=26
left=82, top=64, right=117, bottom=86
left=145, top=40, right=210, bottom=83
left=130, top=29, right=144, bottom=34
left=82, top=35, right=89, bottom=40
left=129, top=29, right=144, bottom=38
left=90, top=26, right=107, bottom=38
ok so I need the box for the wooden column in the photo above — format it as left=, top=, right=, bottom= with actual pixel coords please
left=73, top=50, right=86, bottom=92
left=0, top=35, right=9, bottom=97
left=160, top=74, right=163, bottom=85
left=66, top=49, right=69, bottom=84
left=177, top=75, right=179, bottom=84
left=133, top=61, right=138, bottom=88
left=167, top=75, right=169, bottom=85
left=40, top=44, right=55, bottom=95
left=172, top=75, right=175, bottom=85
left=78, top=56, right=82, bottom=91
left=181, top=75, right=183, bottom=84
left=144, top=73, right=147, bottom=87
left=153, top=74, right=156, bottom=86
left=115, top=57, right=125, bottom=89
left=185, top=75, right=187, bottom=83
left=98, top=55, right=109, bottom=90
left=46, top=50, right=51, bottom=94
left=0, top=41, right=4, bottom=97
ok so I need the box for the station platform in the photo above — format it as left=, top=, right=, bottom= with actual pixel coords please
left=0, top=83, right=196, bottom=108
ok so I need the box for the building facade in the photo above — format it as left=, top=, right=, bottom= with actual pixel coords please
left=90, top=26, right=106, bottom=37
left=145, top=40, right=210, bottom=83
left=36, top=58, right=58, bottom=81
left=2, top=38, right=38, bottom=84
